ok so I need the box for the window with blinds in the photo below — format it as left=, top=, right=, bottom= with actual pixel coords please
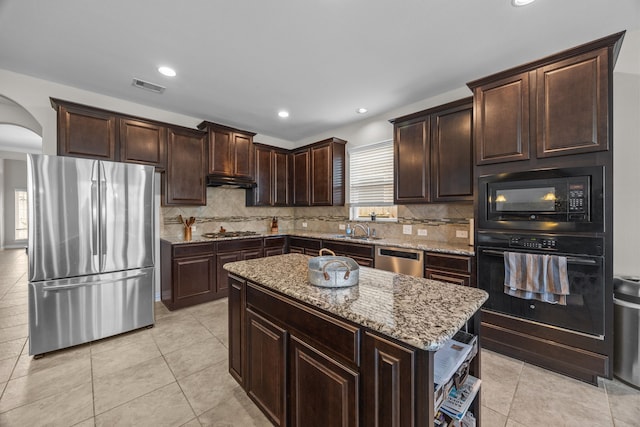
left=349, top=140, right=397, bottom=221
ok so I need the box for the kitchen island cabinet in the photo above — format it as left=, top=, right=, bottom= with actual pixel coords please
left=225, top=254, right=488, bottom=426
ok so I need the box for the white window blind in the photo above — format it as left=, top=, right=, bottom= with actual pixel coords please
left=349, top=140, right=394, bottom=206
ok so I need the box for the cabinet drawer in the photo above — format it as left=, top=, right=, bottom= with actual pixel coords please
left=289, top=237, right=322, bottom=251
left=425, top=269, right=471, bottom=287
left=264, top=236, right=286, bottom=248
left=218, top=238, right=263, bottom=252
left=321, top=240, right=374, bottom=259
left=246, top=282, right=360, bottom=367
left=172, top=242, right=216, bottom=258
left=425, top=252, right=472, bottom=274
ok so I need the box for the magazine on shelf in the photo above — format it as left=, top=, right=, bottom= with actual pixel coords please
left=433, top=334, right=475, bottom=385
left=450, top=411, right=476, bottom=427
left=440, top=375, right=481, bottom=421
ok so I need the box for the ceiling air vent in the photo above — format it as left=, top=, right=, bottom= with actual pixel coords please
left=132, top=78, right=166, bottom=94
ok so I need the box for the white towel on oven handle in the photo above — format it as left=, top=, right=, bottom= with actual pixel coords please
left=503, top=252, right=570, bottom=305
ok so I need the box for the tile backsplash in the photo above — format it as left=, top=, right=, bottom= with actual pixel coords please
left=161, top=187, right=473, bottom=244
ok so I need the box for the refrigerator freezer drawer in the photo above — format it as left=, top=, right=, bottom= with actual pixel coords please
left=28, top=267, right=155, bottom=356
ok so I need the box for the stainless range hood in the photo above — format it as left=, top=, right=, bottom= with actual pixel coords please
left=205, top=175, right=256, bottom=188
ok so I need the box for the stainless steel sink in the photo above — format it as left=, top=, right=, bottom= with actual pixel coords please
left=330, top=235, right=382, bottom=241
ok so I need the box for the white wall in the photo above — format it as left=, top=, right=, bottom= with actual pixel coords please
left=2, top=159, right=27, bottom=248
left=613, top=32, right=640, bottom=276
left=297, top=86, right=472, bottom=149
left=0, top=160, right=4, bottom=248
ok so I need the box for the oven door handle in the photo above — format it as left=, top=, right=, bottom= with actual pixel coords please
left=481, top=249, right=598, bottom=265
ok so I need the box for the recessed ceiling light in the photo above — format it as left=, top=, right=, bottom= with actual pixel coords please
left=158, top=66, right=176, bottom=77
left=356, top=108, right=368, bottom=114
left=278, top=111, right=289, bottom=118
left=511, top=0, right=535, bottom=6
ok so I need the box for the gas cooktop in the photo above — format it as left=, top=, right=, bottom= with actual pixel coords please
left=201, top=231, right=259, bottom=239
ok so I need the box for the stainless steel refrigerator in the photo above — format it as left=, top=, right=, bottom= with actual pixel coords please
left=27, top=154, right=155, bottom=356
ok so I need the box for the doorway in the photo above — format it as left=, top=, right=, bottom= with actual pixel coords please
left=0, top=95, right=43, bottom=249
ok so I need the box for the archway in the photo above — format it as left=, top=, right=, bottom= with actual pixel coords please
left=0, top=95, right=43, bottom=248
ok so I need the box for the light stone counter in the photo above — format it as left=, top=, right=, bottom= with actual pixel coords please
left=224, top=253, right=488, bottom=351
left=162, top=230, right=474, bottom=256
left=288, top=231, right=475, bottom=255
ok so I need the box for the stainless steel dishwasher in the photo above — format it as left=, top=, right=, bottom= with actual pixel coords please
left=375, top=246, right=424, bottom=277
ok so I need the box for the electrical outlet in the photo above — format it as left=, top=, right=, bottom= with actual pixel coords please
left=339, top=224, right=346, bottom=230
left=191, top=226, right=197, bottom=233
left=403, top=225, right=412, bottom=235
left=417, top=229, right=427, bottom=236
left=302, top=222, right=308, bottom=228
left=456, top=230, right=469, bottom=238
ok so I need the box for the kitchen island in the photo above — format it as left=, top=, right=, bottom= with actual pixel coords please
left=224, top=253, right=488, bottom=427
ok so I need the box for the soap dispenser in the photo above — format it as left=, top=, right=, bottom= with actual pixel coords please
left=346, top=223, right=352, bottom=237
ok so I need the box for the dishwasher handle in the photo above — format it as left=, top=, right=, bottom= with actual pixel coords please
left=377, top=248, right=423, bottom=260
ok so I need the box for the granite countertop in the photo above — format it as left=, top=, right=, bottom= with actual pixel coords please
left=224, top=253, right=488, bottom=351
left=162, top=230, right=474, bottom=255
left=289, top=231, right=474, bottom=255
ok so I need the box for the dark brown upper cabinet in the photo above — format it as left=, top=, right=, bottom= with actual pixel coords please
left=310, top=139, right=346, bottom=206
left=164, top=127, right=207, bottom=206
left=468, top=31, right=624, bottom=165
left=52, top=98, right=118, bottom=161
left=536, top=48, right=610, bottom=158
left=51, top=98, right=168, bottom=170
left=119, top=118, right=167, bottom=170
left=291, top=148, right=310, bottom=206
left=292, top=138, right=346, bottom=207
left=431, top=101, right=474, bottom=202
left=247, top=144, right=289, bottom=207
left=471, top=72, right=531, bottom=165
left=197, top=121, right=256, bottom=180
left=391, top=98, right=473, bottom=204
left=393, top=116, right=430, bottom=204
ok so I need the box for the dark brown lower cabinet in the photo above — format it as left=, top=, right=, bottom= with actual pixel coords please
left=289, top=335, right=358, bottom=427
left=362, top=332, right=432, bottom=426
left=320, top=240, right=375, bottom=267
left=246, top=309, right=287, bottom=427
left=228, top=276, right=245, bottom=385
left=288, top=237, right=322, bottom=257
left=425, top=252, right=475, bottom=287
left=264, top=236, right=287, bottom=257
left=160, top=240, right=216, bottom=310
left=216, top=238, right=264, bottom=298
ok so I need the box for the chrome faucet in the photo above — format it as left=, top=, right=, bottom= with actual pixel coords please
left=353, top=223, right=370, bottom=238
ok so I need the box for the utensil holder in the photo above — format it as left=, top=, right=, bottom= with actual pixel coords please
left=184, top=226, right=192, bottom=241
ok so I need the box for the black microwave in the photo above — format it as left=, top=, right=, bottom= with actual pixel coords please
left=478, top=166, right=604, bottom=232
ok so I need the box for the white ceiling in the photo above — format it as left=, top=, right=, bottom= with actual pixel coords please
left=0, top=0, right=638, bottom=143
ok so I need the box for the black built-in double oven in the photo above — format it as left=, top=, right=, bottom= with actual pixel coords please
left=476, top=166, right=606, bottom=338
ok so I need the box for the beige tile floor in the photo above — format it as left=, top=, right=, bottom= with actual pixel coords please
left=0, top=248, right=639, bottom=426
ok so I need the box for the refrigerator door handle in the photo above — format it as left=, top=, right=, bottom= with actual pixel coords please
left=42, top=272, right=148, bottom=292
left=99, top=161, right=108, bottom=271
left=91, top=162, right=99, bottom=257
